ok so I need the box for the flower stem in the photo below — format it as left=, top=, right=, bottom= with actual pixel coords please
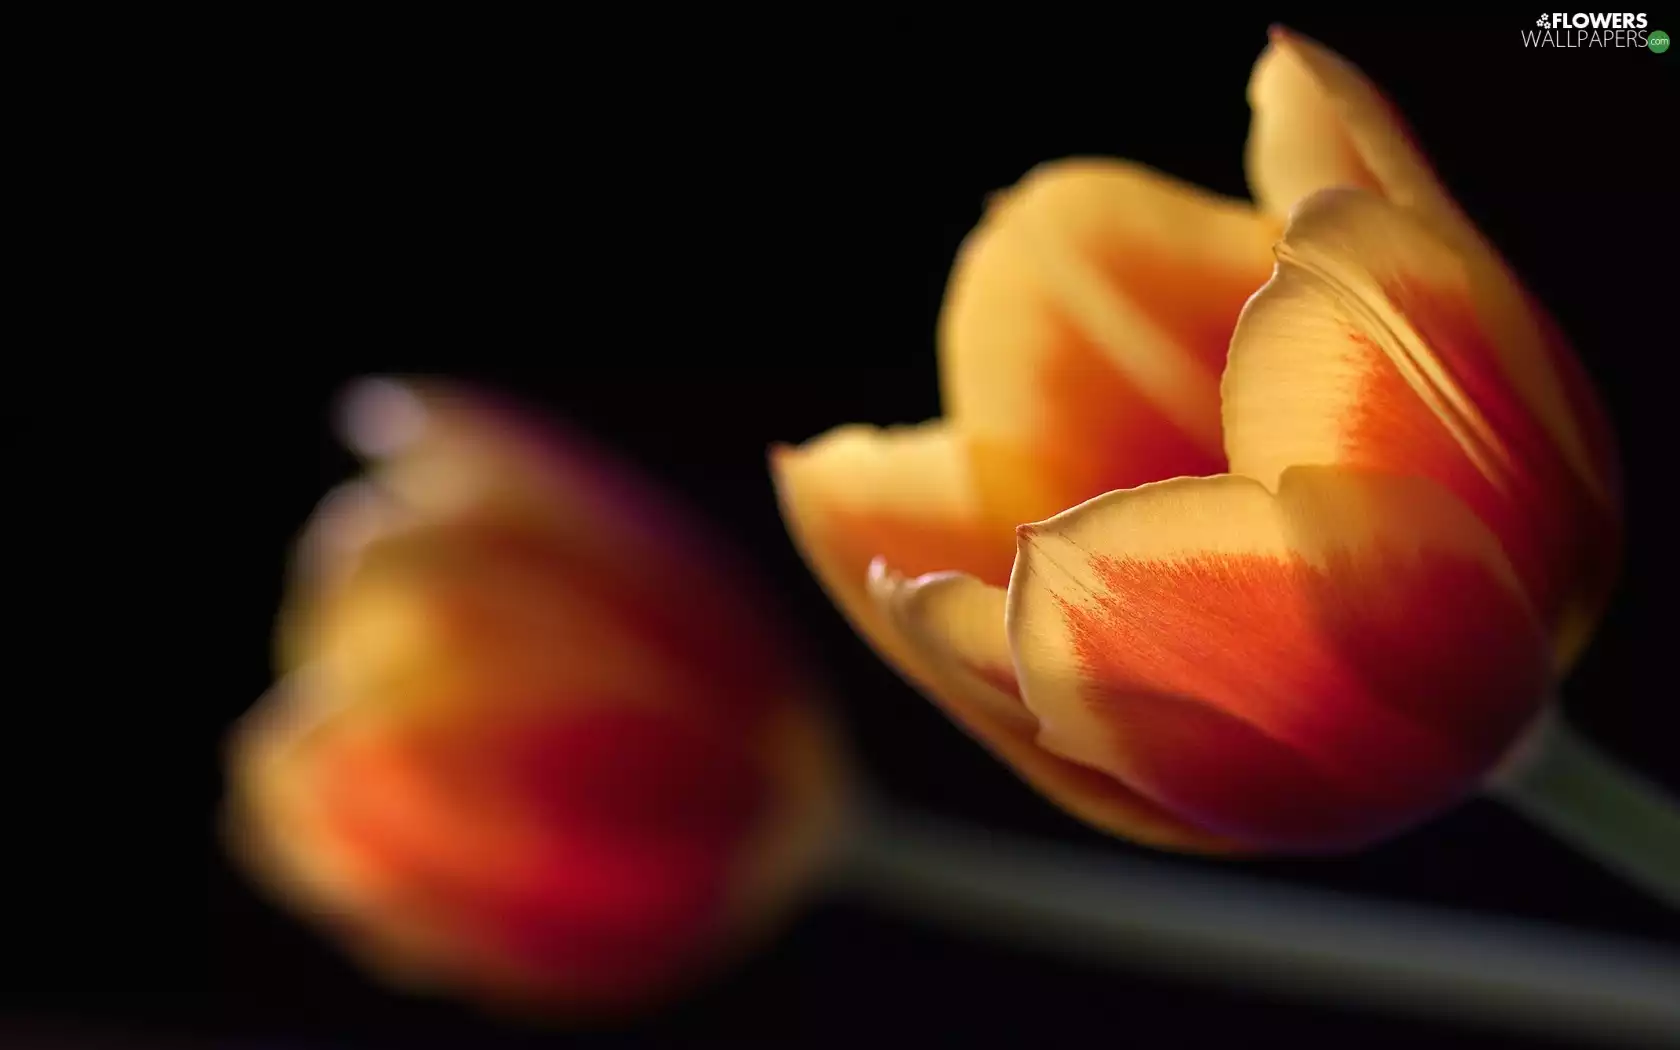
left=836, top=804, right=1680, bottom=1047
left=1489, top=713, right=1680, bottom=908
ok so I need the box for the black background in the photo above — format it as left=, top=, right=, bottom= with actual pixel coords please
left=17, top=14, right=1678, bottom=1050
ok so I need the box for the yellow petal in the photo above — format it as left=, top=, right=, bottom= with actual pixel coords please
left=869, top=564, right=1237, bottom=851
left=1246, top=27, right=1458, bottom=227
left=280, top=520, right=765, bottom=760
left=1007, top=467, right=1549, bottom=851
left=338, top=378, right=754, bottom=598
left=285, top=380, right=815, bottom=708
left=938, top=159, right=1279, bottom=524
left=770, top=420, right=1017, bottom=687
left=1244, top=29, right=1621, bottom=581
left=1223, top=189, right=1619, bottom=666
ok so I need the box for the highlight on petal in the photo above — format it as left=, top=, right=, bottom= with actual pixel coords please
left=868, top=563, right=1233, bottom=852
left=1223, top=189, right=1619, bottom=666
left=1008, top=467, right=1550, bottom=852
left=937, top=158, right=1279, bottom=523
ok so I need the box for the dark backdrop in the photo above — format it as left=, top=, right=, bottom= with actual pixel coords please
left=18, top=14, right=1678, bottom=1050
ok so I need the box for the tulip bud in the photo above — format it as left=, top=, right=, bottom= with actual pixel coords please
left=227, top=379, right=848, bottom=1012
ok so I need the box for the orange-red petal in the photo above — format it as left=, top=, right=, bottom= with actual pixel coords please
left=868, top=564, right=1236, bottom=852
left=1223, top=189, right=1619, bottom=667
left=1245, top=31, right=1622, bottom=651
left=1008, top=468, right=1549, bottom=852
left=938, top=159, right=1279, bottom=524
left=230, top=685, right=771, bottom=1007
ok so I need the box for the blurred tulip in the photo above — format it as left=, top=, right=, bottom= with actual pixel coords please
left=227, top=379, right=847, bottom=1011
left=772, top=29, right=1619, bottom=852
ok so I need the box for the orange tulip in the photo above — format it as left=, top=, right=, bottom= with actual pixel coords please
left=771, top=29, right=1619, bottom=853
left=227, top=379, right=847, bottom=1010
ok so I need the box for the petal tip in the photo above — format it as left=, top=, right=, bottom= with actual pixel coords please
left=1014, top=523, right=1042, bottom=553
left=338, top=376, right=427, bottom=459
left=865, top=554, right=895, bottom=590
left=865, top=557, right=917, bottom=630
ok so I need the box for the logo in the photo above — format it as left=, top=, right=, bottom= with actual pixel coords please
left=1523, top=11, right=1655, bottom=46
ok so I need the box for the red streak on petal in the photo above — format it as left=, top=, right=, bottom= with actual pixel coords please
left=495, top=708, right=768, bottom=848
left=1346, top=282, right=1618, bottom=648
left=428, top=519, right=797, bottom=725
left=310, top=705, right=768, bottom=1001
left=1056, top=549, right=1544, bottom=851
left=954, top=670, right=1242, bottom=850
left=973, top=662, right=1024, bottom=701
left=902, top=634, right=1233, bottom=850
left=1030, top=311, right=1226, bottom=505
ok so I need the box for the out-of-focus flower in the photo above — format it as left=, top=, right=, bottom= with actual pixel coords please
left=227, top=379, right=847, bottom=1011
left=771, top=29, right=1619, bottom=853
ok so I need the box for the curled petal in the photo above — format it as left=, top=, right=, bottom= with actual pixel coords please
left=1008, top=468, right=1549, bottom=852
left=869, top=564, right=1233, bottom=851
left=939, top=159, right=1278, bottom=522
left=1223, top=189, right=1619, bottom=666
left=770, top=421, right=1017, bottom=683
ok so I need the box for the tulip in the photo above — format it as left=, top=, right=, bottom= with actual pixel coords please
left=226, top=379, right=847, bottom=1010
left=771, top=30, right=1620, bottom=853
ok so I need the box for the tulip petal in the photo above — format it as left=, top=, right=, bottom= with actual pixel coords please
left=770, top=420, right=1017, bottom=678
left=1008, top=468, right=1549, bottom=852
left=1245, top=29, right=1622, bottom=616
left=1246, top=27, right=1456, bottom=227
left=939, top=159, right=1278, bottom=523
left=1223, top=189, right=1619, bottom=665
left=230, top=688, right=768, bottom=1005
left=337, top=378, right=781, bottom=626
left=869, top=564, right=1235, bottom=851
left=286, top=382, right=810, bottom=723
left=281, top=511, right=792, bottom=726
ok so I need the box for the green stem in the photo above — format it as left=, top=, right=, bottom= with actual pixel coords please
left=1489, top=713, right=1680, bottom=908
left=838, top=805, right=1680, bottom=1047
